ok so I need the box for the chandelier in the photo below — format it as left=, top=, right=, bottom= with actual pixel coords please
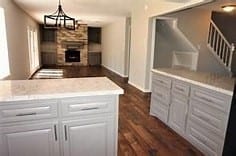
left=44, top=0, right=75, bottom=30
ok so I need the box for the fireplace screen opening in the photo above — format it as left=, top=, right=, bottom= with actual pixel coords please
left=65, top=49, right=80, bottom=62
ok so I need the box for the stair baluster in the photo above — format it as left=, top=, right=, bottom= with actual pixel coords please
left=207, top=20, right=235, bottom=73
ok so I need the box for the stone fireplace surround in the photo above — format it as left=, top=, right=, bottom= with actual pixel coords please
left=56, top=25, right=88, bottom=66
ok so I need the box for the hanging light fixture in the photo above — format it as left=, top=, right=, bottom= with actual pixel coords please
left=44, top=0, right=75, bottom=30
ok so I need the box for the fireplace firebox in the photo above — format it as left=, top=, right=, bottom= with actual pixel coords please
left=65, top=49, right=80, bottom=62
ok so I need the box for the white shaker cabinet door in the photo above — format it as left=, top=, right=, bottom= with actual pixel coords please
left=62, top=117, right=115, bottom=156
left=168, top=95, right=188, bottom=135
left=0, top=122, right=59, bottom=156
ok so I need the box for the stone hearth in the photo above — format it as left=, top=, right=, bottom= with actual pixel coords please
left=56, top=25, right=88, bottom=66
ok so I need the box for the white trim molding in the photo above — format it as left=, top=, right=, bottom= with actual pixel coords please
left=128, top=81, right=151, bottom=93
left=102, top=64, right=128, bottom=78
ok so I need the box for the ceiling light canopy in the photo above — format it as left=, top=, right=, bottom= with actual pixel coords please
left=44, top=0, right=75, bottom=30
left=222, top=5, right=236, bottom=12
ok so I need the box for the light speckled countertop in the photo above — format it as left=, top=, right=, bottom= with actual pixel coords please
left=152, top=68, right=235, bottom=96
left=0, top=77, right=124, bottom=102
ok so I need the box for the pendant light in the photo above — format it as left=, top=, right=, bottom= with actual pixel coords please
left=44, top=0, right=75, bottom=30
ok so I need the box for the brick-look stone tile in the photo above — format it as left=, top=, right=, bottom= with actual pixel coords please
left=56, top=25, right=88, bottom=66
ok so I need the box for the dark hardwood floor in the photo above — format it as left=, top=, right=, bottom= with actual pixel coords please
left=34, top=65, right=203, bottom=156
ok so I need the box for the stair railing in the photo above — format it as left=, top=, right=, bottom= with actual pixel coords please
left=208, top=20, right=235, bottom=72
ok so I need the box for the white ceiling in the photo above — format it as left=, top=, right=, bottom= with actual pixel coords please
left=13, top=0, right=133, bottom=26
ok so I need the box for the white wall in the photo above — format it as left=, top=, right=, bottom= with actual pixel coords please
left=0, top=0, right=40, bottom=80
left=129, top=0, right=212, bottom=92
left=101, top=17, right=128, bottom=77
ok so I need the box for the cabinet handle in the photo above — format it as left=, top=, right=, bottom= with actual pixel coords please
left=54, top=125, right=57, bottom=141
left=199, top=96, right=213, bottom=103
left=156, top=92, right=163, bottom=98
left=81, top=107, right=99, bottom=111
left=194, top=109, right=212, bottom=124
left=158, top=79, right=165, bottom=84
left=64, top=125, right=68, bottom=141
left=175, top=86, right=185, bottom=92
left=193, top=131, right=207, bottom=145
left=16, top=112, right=37, bottom=116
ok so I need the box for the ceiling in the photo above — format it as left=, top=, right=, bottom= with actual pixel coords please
left=13, top=0, right=133, bottom=26
left=199, top=0, right=236, bottom=12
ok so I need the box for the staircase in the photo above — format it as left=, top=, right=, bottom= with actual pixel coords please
left=207, top=20, right=235, bottom=74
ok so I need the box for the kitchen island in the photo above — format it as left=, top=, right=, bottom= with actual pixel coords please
left=0, top=77, right=123, bottom=156
left=150, top=68, right=235, bottom=156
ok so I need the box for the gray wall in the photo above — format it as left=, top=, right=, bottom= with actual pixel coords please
left=0, top=0, right=40, bottom=80
left=154, top=19, right=174, bottom=68
left=154, top=18, right=198, bottom=68
left=165, top=4, right=229, bottom=75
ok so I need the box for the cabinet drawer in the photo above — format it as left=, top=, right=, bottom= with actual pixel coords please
left=186, top=120, right=224, bottom=156
left=152, top=73, right=171, bottom=89
left=152, top=85, right=170, bottom=106
left=189, top=99, right=228, bottom=137
left=61, top=96, right=116, bottom=117
left=191, top=86, right=232, bottom=113
left=172, top=80, right=190, bottom=96
left=0, top=100, right=58, bottom=123
left=150, top=99, right=169, bottom=123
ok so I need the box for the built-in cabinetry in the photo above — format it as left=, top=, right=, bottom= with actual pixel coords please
left=88, top=27, right=101, bottom=43
left=0, top=95, right=118, bottom=156
left=40, top=25, right=56, bottom=43
left=40, top=25, right=57, bottom=65
left=150, top=73, right=171, bottom=123
left=88, top=27, right=102, bottom=66
left=150, top=71, right=233, bottom=156
left=88, top=52, right=101, bottom=65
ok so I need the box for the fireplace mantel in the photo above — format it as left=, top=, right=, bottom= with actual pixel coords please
left=62, top=41, right=87, bottom=49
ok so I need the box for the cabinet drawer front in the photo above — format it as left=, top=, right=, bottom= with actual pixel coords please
left=172, top=80, right=190, bottom=96
left=152, top=84, right=170, bottom=105
left=0, top=101, right=58, bottom=123
left=191, top=86, right=232, bottom=113
left=61, top=96, right=116, bottom=117
left=189, top=99, right=228, bottom=137
left=186, top=120, right=223, bottom=156
left=152, top=73, right=171, bottom=89
left=150, top=99, right=169, bottom=123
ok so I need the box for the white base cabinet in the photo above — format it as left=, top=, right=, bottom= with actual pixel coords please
left=150, top=72, right=233, bottom=156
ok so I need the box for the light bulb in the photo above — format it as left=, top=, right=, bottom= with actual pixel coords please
left=222, top=5, right=236, bottom=12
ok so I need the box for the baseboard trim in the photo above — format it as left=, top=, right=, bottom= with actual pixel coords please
left=128, top=81, right=151, bottom=93
left=28, top=66, right=42, bottom=79
left=101, top=64, right=128, bottom=78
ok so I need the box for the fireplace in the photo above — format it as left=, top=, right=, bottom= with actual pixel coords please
left=65, top=49, right=80, bottom=62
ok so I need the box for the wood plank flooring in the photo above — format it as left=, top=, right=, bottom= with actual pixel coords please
left=34, top=66, right=203, bottom=156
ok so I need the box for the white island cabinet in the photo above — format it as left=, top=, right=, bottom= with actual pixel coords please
left=0, top=77, right=123, bottom=156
